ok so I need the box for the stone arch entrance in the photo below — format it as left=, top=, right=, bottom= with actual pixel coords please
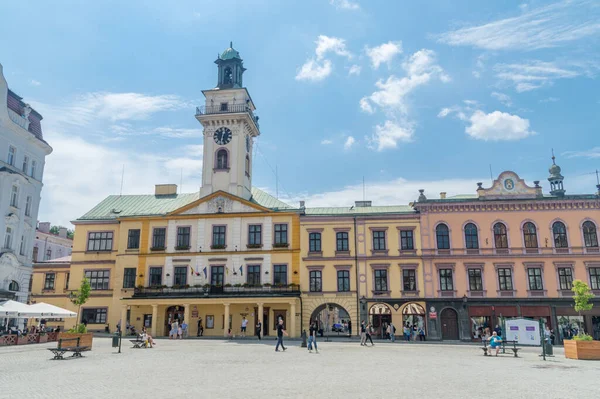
left=309, top=303, right=351, bottom=337
left=165, top=305, right=185, bottom=336
left=440, top=308, right=459, bottom=340
left=369, top=303, right=392, bottom=338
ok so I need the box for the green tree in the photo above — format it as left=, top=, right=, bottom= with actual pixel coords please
left=69, top=277, right=91, bottom=333
left=49, top=225, right=75, bottom=239
left=571, top=279, right=594, bottom=340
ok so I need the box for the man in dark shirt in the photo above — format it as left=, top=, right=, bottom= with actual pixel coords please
left=348, top=320, right=352, bottom=338
left=275, top=319, right=288, bottom=352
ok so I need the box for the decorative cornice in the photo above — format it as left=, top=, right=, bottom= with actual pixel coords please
left=415, top=199, right=600, bottom=213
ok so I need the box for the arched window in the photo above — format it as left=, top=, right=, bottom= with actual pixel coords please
left=8, top=280, right=19, bottom=291
left=583, top=221, right=598, bottom=248
left=493, top=223, right=508, bottom=249
left=245, top=155, right=250, bottom=176
left=4, top=227, right=12, bottom=249
left=436, top=224, right=450, bottom=250
left=223, top=67, right=233, bottom=84
left=552, top=221, right=568, bottom=248
left=216, top=149, right=228, bottom=169
left=523, top=222, right=538, bottom=248
left=464, top=223, right=479, bottom=249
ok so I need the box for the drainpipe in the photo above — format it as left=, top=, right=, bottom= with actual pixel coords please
left=354, top=216, right=360, bottom=336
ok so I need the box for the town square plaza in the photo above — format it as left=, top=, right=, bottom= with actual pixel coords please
left=1, top=338, right=599, bottom=398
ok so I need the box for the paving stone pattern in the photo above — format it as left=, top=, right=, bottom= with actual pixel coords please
left=1, top=338, right=599, bottom=398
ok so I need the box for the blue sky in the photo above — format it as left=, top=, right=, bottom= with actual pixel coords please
left=1, top=0, right=599, bottom=227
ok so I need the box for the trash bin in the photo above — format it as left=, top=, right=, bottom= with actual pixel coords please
left=112, top=332, right=120, bottom=348
left=301, top=330, right=307, bottom=348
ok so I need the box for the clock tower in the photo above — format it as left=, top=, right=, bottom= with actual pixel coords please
left=196, top=43, right=260, bottom=201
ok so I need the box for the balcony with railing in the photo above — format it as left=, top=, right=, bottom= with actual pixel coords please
left=132, top=284, right=300, bottom=299
left=195, top=104, right=260, bottom=130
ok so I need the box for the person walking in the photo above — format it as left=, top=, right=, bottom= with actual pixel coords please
left=241, top=317, right=248, bottom=338
left=360, top=321, right=367, bottom=346
left=177, top=321, right=183, bottom=339
left=275, top=319, right=288, bottom=352
left=403, top=324, right=410, bottom=341
left=418, top=326, right=426, bottom=341
left=365, top=323, right=375, bottom=346
left=348, top=320, right=352, bottom=338
left=256, top=318, right=262, bottom=340
left=307, top=321, right=319, bottom=353
left=181, top=320, right=188, bottom=338
left=197, top=318, right=204, bottom=337
left=389, top=322, right=395, bottom=342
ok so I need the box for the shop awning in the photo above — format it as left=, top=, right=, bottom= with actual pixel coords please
left=402, top=303, right=425, bottom=315
left=27, top=303, right=77, bottom=318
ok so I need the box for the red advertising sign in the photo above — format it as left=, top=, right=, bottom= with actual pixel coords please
left=429, top=312, right=437, bottom=319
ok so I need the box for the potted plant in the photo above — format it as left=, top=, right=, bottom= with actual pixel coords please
left=175, top=245, right=191, bottom=251
left=246, top=244, right=262, bottom=249
left=564, top=280, right=600, bottom=360
left=273, top=242, right=289, bottom=248
left=62, top=277, right=94, bottom=349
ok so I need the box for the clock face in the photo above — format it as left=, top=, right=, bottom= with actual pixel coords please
left=246, top=135, right=250, bottom=152
left=213, top=127, right=232, bottom=145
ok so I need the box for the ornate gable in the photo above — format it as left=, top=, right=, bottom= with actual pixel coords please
left=170, top=191, right=268, bottom=215
left=478, top=171, right=541, bottom=200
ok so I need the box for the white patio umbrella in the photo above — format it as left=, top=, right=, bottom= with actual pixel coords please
left=0, top=300, right=43, bottom=317
left=27, top=303, right=76, bottom=318
left=0, top=303, right=16, bottom=317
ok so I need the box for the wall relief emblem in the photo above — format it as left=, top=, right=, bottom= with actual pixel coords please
left=207, top=196, right=233, bottom=213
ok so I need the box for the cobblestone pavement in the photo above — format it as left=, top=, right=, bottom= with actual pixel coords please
left=1, top=338, right=599, bottom=398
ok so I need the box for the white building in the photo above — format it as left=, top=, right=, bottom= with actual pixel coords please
left=33, top=222, right=73, bottom=262
left=0, top=63, right=52, bottom=304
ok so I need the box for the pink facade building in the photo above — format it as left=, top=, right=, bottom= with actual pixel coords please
left=414, top=161, right=600, bottom=342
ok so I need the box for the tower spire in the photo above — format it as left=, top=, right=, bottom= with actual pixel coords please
left=548, top=151, right=565, bottom=197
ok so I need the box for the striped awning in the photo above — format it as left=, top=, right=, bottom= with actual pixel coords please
left=402, top=303, right=425, bottom=315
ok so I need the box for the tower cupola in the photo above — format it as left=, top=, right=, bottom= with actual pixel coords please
left=215, top=42, right=245, bottom=89
left=548, top=151, right=565, bottom=197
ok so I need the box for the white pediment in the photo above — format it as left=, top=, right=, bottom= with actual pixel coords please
left=478, top=171, right=540, bottom=199
left=180, top=195, right=261, bottom=215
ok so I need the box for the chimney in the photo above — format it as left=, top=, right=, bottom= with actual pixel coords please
left=299, top=201, right=305, bottom=208
left=58, top=227, right=68, bottom=238
left=440, top=192, right=447, bottom=199
left=38, top=222, right=51, bottom=233
left=355, top=201, right=372, bottom=207
left=155, top=184, right=178, bottom=196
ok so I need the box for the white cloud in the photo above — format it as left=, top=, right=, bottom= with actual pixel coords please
left=562, top=147, right=600, bottom=159
left=491, top=92, right=512, bottom=107
left=315, top=35, right=351, bottom=60
left=437, top=107, right=457, bottom=118
left=296, top=35, right=351, bottom=82
left=466, top=110, right=534, bottom=141
left=39, top=132, right=203, bottom=228
left=110, top=125, right=203, bottom=138
left=348, top=64, right=362, bottom=76
left=367, top=120, right=413, bottom=151
left=344, top=136, right=355, bottom=150
left=295, top=59, right=333, bottom=81
left=540, top=97, right=559, bottom=103
left=29, top=79, right=41, bottom=86
left=365, top=41, right=402, bottom=69
left=320, top=139, right=333, bottom=145
left=329, top=0, right=360, bottom=10
left=437, top=0, right=600, bottom=51
left=359, top=97, right=374, bottom=114
left=494, top=60, right=581, bottom=91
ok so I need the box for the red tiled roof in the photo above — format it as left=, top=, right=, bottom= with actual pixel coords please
left=7, top=89, right=45, bottom=142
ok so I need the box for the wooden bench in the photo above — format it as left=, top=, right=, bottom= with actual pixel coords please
left=47, top=337, right=90, bottom=360
left=482, top=339, right=521, bottom=357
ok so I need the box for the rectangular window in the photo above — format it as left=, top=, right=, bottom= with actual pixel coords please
left=402, top=269, right=416, bottom=291
left=527, top=268, right=543, bottom=291
left=81, top=308, right=107, bottom=324
left=152, top=228, right=166, bottom=249
left=127, top=229, right=140, bottom=249
left=44, top=273, right=55, bottom=290
left=87, top=232, right=113, bottom=252
left=8, top=146, right=15, bottom=166
left=273, top=265, right=287, bottom=285
left=247, top=265, right=261, bottom=286
left=25, top=196, right=32, bottom=217
left=309, top=232, right=321, bottom=252
left=65, top=272, right=70, bottom=290
left=558, top=267, right=573, bottom=290
left=336, top=232, right=349, bottom=252
left=174, top=266, right=187, bottom=286
left=30, top=160, right=37, bottom=178
left=4, top=227, right=12, bottom=249
left=210, top=266, right=224, bottom=286
left=45, top=248, right=52, bottom=260
left=248, top=225, right=262, bottom=246
left=439, top=269, right=454, bottom=291
left=468, top=269, right=483, bottom=291
left=400, top=230, right=414, bottom=250
left=10, top=185, right=18, bottom=207
left=309, top=270, right=322, bottom=292
left=85, top=270, right=110, bottom=290
left=212, top=226, right=226, bottom=248
left=274, top=224, right=288, bottom=245
left=176, top=226, right=191, bottom=249
left=19, top=236, right=25, bottom=256
left=590, top=268, right=600, bottom=290
left=498, top=268, right=513, bottom=290
left=220, top=102, right=228, bottom=111
left=337, top=270, right=350, bottom=292
left=149, top=267, right=163, bottom=286
left=22, top=155, right=29, bottom=173
left=32, top=246, right=38, bottom=261
left=373, top=231, right=386, bottom=251
left=374, top=269, right=388, bottom=292
left=123, top=268, right=136, bottom=289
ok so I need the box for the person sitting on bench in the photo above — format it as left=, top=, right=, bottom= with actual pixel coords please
left=488, top=331, right=502, bottom=356
left=141, top=327, right=155, bottom=348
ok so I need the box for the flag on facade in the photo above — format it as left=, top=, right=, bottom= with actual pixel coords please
left=239, top=266, right=243, bottom=276
left=190, top=266, right=195, bottom=275
left=203, top=267, right=207, bottom=279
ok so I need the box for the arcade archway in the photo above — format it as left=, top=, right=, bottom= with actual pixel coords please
left=369, top=303, right=392, bottom=339
left=309, top=303, right=351, bottom=337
